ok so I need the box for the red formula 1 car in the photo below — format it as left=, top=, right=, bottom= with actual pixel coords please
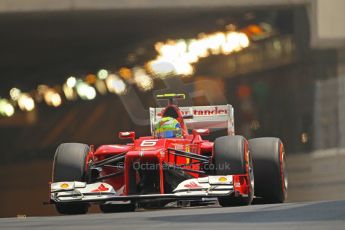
left=49, top=94, right=287, bottom=214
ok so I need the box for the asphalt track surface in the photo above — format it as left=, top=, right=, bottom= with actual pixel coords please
left=1, top=152, right=345, bottom=229
left=1, top=200, right=345, bottom=230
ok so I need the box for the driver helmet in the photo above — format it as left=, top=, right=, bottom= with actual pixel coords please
left=154, top=117, right=182, bottom=138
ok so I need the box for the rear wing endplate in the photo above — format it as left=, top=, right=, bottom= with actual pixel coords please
left=149, top=105, right=235, bottom=135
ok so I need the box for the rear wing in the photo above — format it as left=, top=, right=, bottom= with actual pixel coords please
left=149, top=105, right=235, bottom=136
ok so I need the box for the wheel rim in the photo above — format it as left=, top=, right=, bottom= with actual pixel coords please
left=279, top=144, right=288, bottom=201
left=282, top=149, right=288, bottom=191
left=249, top=156, right=254, bottom=191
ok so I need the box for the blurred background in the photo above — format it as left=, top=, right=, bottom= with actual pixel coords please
left=1, top=0, right=345, bottom=217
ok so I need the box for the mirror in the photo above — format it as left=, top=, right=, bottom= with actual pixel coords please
left=118, top=131, right=135, bottom=141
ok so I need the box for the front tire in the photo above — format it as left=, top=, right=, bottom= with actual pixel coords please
left=53, top=143, right=90, bottom=215
left=99, top=203, right=136, bottom=213
left=214, top=135, right=254, bottom=207
left=249, top=138, right=287, bottom=203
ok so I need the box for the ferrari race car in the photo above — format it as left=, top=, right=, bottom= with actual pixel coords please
left=49, top=94, right=288, bottom=214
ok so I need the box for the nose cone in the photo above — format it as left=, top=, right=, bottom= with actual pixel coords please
left=95, top=144, right=133, bottom=155
left=134, top=139, right=167, bottom=150
left=126, top=149, right=164, bottom=159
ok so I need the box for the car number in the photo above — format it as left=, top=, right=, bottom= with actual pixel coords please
left=140, top=140, right=158, bottom=147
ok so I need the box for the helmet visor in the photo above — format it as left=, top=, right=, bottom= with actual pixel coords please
left=156, top=130, right=180, bottom=138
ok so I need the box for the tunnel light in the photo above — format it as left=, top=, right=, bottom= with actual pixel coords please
left=147, top=59, right=194, bottom=77
left=119, top=67, right=132, bottom=80
left=44, top=90, right=62, bottom=107
left=50, top=93, right=62, bottom=107
left=148, top=30, right=250, bottom=77
left=76, top=82, right=97, bottom=100
left=238, top=33, right=250, bottom=48
left=66, top=76, right=77, bottom=88
left=0, top=99, right=15, bottom=117
left=86, top=74, right=97, bottom=84
left=95, top=79, right=108, bottom=95
left=0, top=25, right=256, bottom=114
left=105, top=74, right=127, bottom=95
left=222, top=32, right=250, bottom=54
left=188, top=38, right=209, bottom=58
left=9, top=88, right=21, bottom=101
left=62, top=83, right=77, bottom=101
left=173, top=61, right=194, bottom=77
left=4, top=104, right=15, bottom=117
left=133, top=67, right=154, bottom=91
left=147, top=61, right=176, bottom=77
left=18, top=94, right=35, bottom=111
left=206, top=32, right=226, bottom=55
left=97, top=69, right=109, bottom=80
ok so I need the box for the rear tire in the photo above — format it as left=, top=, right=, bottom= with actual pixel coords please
left=249, top=138, right=287, bottom=203
left=55, top=203, right=89, bottom=215
left=214, top=136, right=254, bottom=207
left=53, top=143, right=90, bottom=215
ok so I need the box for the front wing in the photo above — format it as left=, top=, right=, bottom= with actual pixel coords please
left=50, top=175, right=235, bottom=204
